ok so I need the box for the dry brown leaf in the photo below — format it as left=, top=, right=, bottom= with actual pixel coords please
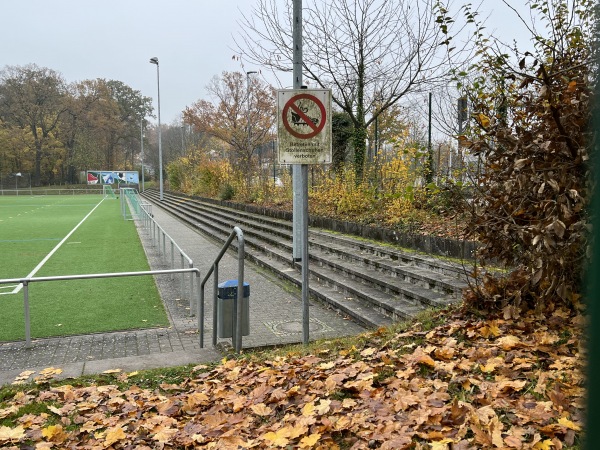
left=496, top=335, right=522, bottom=350
left=153, top=427, right=178, bottom=443
left=557, top=417, right=581, bottom=431
left=301, top=401, right=315, bottom=417
left=42, top=424, right=67, bottom=443
left=299, top=433, right=321, bottom=448
left=250, top=403, right=272, bottom=416
left=0, top=406, right=19, bottom=420
left=262, top=427, right=291, bottom=447
left=0, top=425, right=25, bottom=443
left=104, top=426, right=127, bottom=446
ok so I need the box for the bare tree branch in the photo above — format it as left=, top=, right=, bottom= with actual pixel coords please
left=235, top=0, right=472, bottom=178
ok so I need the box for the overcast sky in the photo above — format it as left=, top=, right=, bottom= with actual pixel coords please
left=1, top=1, right=534, bottom=124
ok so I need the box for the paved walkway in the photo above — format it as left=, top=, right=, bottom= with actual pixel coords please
left=0, top=199, right=364, bottom=385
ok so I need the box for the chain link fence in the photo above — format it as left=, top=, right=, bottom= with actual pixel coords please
left=0, top=173, right=31, bottom=191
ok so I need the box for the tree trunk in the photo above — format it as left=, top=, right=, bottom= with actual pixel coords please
left=34, top=141, right=42, bottom=187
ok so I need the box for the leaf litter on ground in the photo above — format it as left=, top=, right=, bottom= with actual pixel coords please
left=0, top=305, right=585, bottom=449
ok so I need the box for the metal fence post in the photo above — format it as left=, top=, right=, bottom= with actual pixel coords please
left=180, top=254, right=185, bottom=298
left=196, top=271, right=203, bottom=348
left=212, top=263, right=219, bottom=346
left=235, top=230, right=245, bottom=353
left=188, top=261, right=194, bottom=316
left=23, top=281, right=31, bottom=348
left=171, top=241, right=175, bottom=280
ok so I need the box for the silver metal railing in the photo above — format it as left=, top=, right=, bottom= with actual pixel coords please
left=122, top=189, right=197, bottom=315
left=200, top=226, right=245, bottom=353
left=0, top=268, right=204, bottom=348
left=0, top=188, right=104, bottom=196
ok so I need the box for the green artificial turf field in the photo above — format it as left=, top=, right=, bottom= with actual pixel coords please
left=0, top=195, right=169, bottom=341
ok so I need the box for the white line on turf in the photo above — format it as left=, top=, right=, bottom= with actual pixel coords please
left=9, top=197, right=106, bottom=295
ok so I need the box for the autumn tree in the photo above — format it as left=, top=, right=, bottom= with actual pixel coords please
left=236, top=0, right=466, bottom=180
left=57, top=78, right=152, bottom=182
left=183, top=71, right=276, bottom=186
left=0, top=64, right=68, bottom=186
left=0, top=124, right=34, bottom=177
left=105, top=80, right=153, bottom=170
left=446, top=0, right=597, bottom=311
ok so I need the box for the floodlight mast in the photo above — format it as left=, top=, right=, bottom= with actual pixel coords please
left=149, top=57, right=163, bottom=201
left=246, top=71, right=257, bottom=167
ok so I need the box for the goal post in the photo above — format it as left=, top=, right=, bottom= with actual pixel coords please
left=103, top=185, right=117, bottom=199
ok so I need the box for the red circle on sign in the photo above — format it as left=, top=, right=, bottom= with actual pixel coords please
left=282, top=93, right=326, bottom=139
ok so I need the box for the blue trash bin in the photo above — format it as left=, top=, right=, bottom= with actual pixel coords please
left=217, top=280, right=250, bottom=338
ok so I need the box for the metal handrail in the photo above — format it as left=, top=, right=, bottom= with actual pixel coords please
left=0, top=188, right=104, bottom=196
left=123, top=189, right=196, bottom=314
left=199, top=226, right=245, bottom=353
left=0, top=268, right=202, bottom=348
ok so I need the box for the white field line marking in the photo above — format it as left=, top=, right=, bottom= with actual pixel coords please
left=0, top=285, right=19, bottom=291
left=10, top=198, right=106, bottom=295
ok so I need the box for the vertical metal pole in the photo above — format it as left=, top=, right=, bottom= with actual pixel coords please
left=301, top=164, right=309, bottom=345
left=246, top=71, right=257, bottom=173
left=181, top=254, right=185, bottom=297
left=292, top=0, right=309, bottom=345
left=23, top=281, right=31, bottom=347
left=140, top=118, right=145, bottom=192
left=212, top=263, right=219, bottom=346
left=155, top=60, right=163, bottom=201
left=235, top=233, right=245, bottom=353
left=292, top=0, right=303, bottom=262
left=197, top=271, right=203, bottom=348
left=188, top=262, right=194, bottom=316
left=171, top=241, right=175, bottom=280
left=427, top=92, right=433, bottom=183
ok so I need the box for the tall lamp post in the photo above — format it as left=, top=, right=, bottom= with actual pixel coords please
left=149, top=57, right=163, bottom=201
left=140, top=118, right=145, bottom=192
left=246, top=71, right=257, bottom=169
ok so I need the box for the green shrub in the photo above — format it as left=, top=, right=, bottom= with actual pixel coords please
left=219, top=183, right=235, bottom=201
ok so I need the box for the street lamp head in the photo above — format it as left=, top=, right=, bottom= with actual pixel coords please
left=149, top=57, right=159, bottom=65
left=246, top=70, right=257, bottom=75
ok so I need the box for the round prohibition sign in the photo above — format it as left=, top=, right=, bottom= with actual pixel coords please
left=282, top=93, right=327, bottom=139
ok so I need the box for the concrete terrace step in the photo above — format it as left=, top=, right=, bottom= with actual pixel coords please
left=141, top=190, right=468, bottom=328
left=156, top=193, right=468, bottom=294
left=141, top=196, right=393, bottom=328
left=165, top=193, right=468, bottom=295
left=149, top=195, right=451, bottom=311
